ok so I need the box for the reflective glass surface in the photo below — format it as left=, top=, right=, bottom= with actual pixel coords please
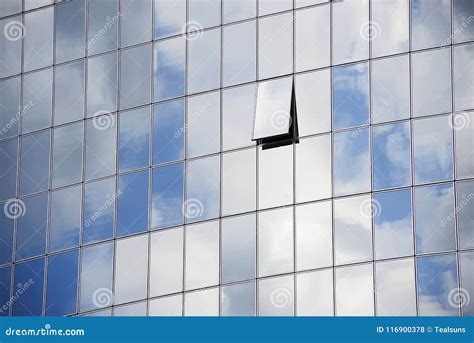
left=185, top=288, right=219, bottom=316
left=258, top=275, right=294, bottom=316
left=223, top=0, right=256, bottom=24
left=0, top=77, right=20, bottom=139
left=335, top=263, right=374, bottom=316
left=86, top=52, right=118, bottom=116
left=221, top=282, right=256, bottom=316
left=154, top=0, right=186, bottom=39
left=0, top=209, right=14, bottom=265
left=149, top=294, right=182, bottom=316
left=453, top=43, right=474, bottom=111
left=19, top=131, right=50, bottom=196
left=85, top=116, right=116, bottom=180
left=297, top=269, right=333, bottom=316
left=55, top=0, right=85, bottom=63
left=119, top=106, right=150, bottom=172
left=411, top=0, right=451, bottom=50
left=120, top=0, right=152, bottom=47
left=455, top=111, right=474, bottom=179
left=54, top=60, right=85, bottom=125
left=460, top=252, right=474, bottom=315
left=453, top=0, right=474, bottom=43
left=154, top=37, right=185, bottom=101
left=188, top=0, right=221, bottom=29
left=22, top=68, right=53, bottom=133
left=24, top=7, right=53, bottom=72
left=0, top=138, right=17, bottom=201
left=87, top=0, right=118, bottom=55
left=457, top=180, right=474, bottom=249
left=12, top=258, right=44, bottom=316
left=153, top=99, right=184, bottom=164
left=52, top=122, right=83, bottom=188
left=0, top=17, right=22, bottom=78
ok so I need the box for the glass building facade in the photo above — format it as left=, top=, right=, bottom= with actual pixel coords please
left=0, top=0, right=473, bottom=317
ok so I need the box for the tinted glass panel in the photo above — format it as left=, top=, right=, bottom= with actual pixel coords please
left=154, top=37, right=185, bottom=102
left=0, top=266, right=11, bottom=316
left=19, top=131, right=50, bottom=196
left=153, top=99, right=184, bottom=164
left=12, top=258, right=44, bottom=316
left=24, top=7, right=53, bottom=72
left=87, top=0, right=119, bottom=54
left=0, top=17, right=22, bottom=78
left=374, top=189, right=413, bottom=260
left=453, top=0, right=474, bottom=43
left=335, top=263, right=373, bottom=316
left=15, top=193, right=47, bottom=260
left=114, top=301, right=146, bottom=316
left=297, top=269, right=333, bottom=316
left=25, top=0, right=53, bottom=10
left=0, top=2, right=21, bottom=19
left=415, top=184, right=456, bottom=254
left=460, top=252, right=474, bottom=315
left=0, top=77, right=20, bottom=139
left=120, top=0, right=152, bottom=47
left=223, top=0, right=256, bottom=23
left=0, top=208, right=14, bottom=264
left=258, top=275, right=294, bottom=316
left=154, top=0, right=186, bottom=39
left=222, top=214, right=256, bottom=283
left=149, top=294, right=182, bottom=316
left=253, top=77, right=292, bottom=140
left=453, top=43, right=474, bottom=111
left=333, top=62, right=369, bottom=130
left=457, top=180, right=474, bottom=249
left=151, top=163, right=184, bottom=229
left=85, top=115, right=116, bottom=180
left=189, top=0, right=221, bottom=28
left=55, top=0, right=85, bottom=63
left=22, top=68, right=53, bottom=133
left=0, top=138, right=17, bottom=201
left=411, top=0, right=451, bottom=50
left=454, top=111, right=474, bottom=179
left=117, top=171, right=149, bottom=237
left=185, top=288, right=219, bottom=316
left=45, top=250, right=79, bottom=316
left=259, top=0, right=292, bottom=16
left=52, top=122, right=83, bottom=188
left=54, top=60, right=85, bottom=125
left=87, top=52, right=118, bottom=116
left=49, top=185, right=81, bottom=252
left=221, top=282, right=256, bottom=316
left=258, top=207, right=293, bottom=277
left=119, top=107, right=150, bottom=172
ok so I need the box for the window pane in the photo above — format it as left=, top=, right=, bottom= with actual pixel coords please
left=187, top=28, right=220, bottom=94
left=417, top=254, right=458, bottom=316
left=295, top=5, right=330, bottom=71
left=334, top=195, right=372, bottom=265
left=223, top=0, right=256, bottom=24
left=184, top=288, right=219, bottom=316
left=413, top=115, right=453, bottom=184
left=22, top=68, right=53, bottom=133
left=119, top=107, right=150, bottom=172
left=332, top=0, right=368, bottom=65
left=333, top=128, right=370, bottom=196
left=185, top=221, right=219, bottom=290
left=15, top=193, right=47, bottom=260
left=296, top=135, right=331, bottom=202
left=460, top=252, right=474, bottom=315
left=19, top=130, right=50, bottom=196
left=54, top=60, right=85, bottom=125
left=253, top=76, right=292, bottom=140
left=87, top=52, right=118, bottom=116
left=222, top=214, right=256, bottom=283
left=371, top=55, right=410, bottom=123
left=52, top=122, right=83, bottom=188
left=0, top=207, right=14, bottom=264
left=258, top=207, right=293, bottom=277
left=258, top=275, right=294, bottom=316
left=0, top=266, right=11, bottom=316
left=333, top=62, right=369, bottom=130
left=115, top=234, right=148, bottom=304
left=0, top=77, right=20, bottom=139
left=221, top=282, right=256, bottom=316
left=259, top=0, right=292, bottom=16
left=454, top=43, right=474, bottom=111
left=297, top=269, right=333, bottom=316
left=12, top=258, right=44, bottom=316
left=295, top=69, right=330, bottom=137
left=258, top=13, right=293, bottom=79
left=373, top=122, right=411, bottom=190
left=55, top=0, right=85, bottom=63
left=154, top=0, right=186, bottom=39
left=374, top=189, right=413, bottom=260
left=258, top=145, right=293, bottom=209
left=296, top=201, right=332, bottom=271
left=222, top=148, right=256, bottom=216
left=150, top=227, right=183, bottom=297
left=154, top=37, right=185, bottom=102
left=114, top=301, right=146, bottom=316
left=222, top=84, right=256, bottom=151
left=24, top=7, right=53, bottom=72
left=223, top=20, right=256, bottom=87
left=120, top=0, right=151, bottom=47
left=83, top=178, right=115, bottom=244
left=120, top=44, right=152, bottom=110
left=453, top=0, right=474, bottom=43
left=188, top=0, right=220, bottom=29
left=0, top=17, right=22, bottom=78
left=455, top=112, right=474, bottom=179
left=153, top=99, right=184, bottom=164
left=0, top=138, right=17, bottom=201
left=151, top=163, right=184, bottom=229
left=457, top=180, right=474, bottom=249
left=411, top=0, right=451, bottom=50
left=375, top=258, right=416, bottom=316
left=185, top=155, right=220, bottom=223
left=187, top=91, right=220, bottom=158
left=117, top=170, right=149, bottom=237
left=45, top=250, right=79, bottom=316
left=25, top=0, right=53, bottom=10
left=87, top=0, right=118, bottom=55
left=85, top=115, right=116, bottom=180
left=335, top=263, right=374, bottom=316
left=49, top=185, right=81, bottom=252
left=0, top=1, right=21, bottom=19
left=412, top=48, right=452, bottom=117
left=149, top=294, right=182, bottom=316
left=372, top=0, right=409, bottom=57
left=415, top=183, right=456, bottom=254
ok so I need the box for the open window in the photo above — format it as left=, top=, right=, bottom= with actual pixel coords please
left=252, top=76, right=298, bottom=149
